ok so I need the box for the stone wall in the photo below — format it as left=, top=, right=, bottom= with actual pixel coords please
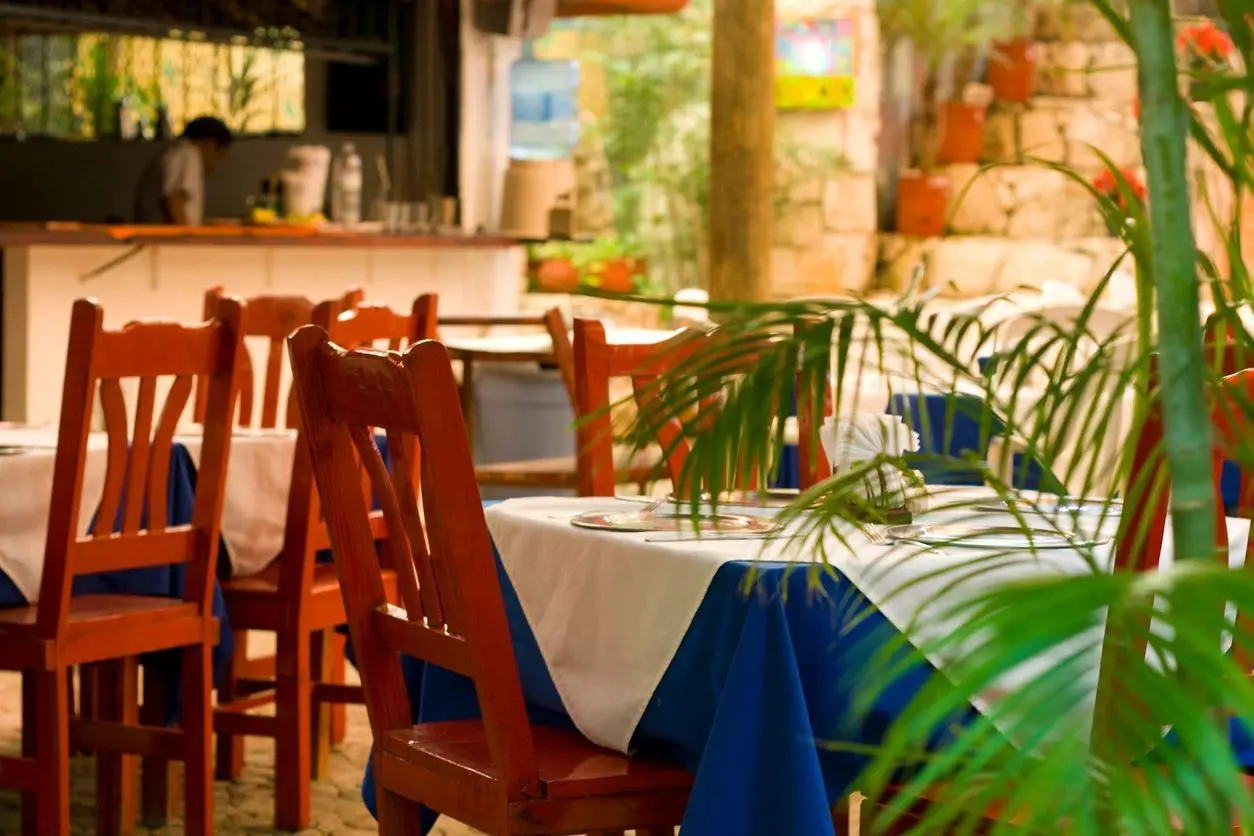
left=875, top=4, right=1145, bottom=299
left=771, top=0, right=880, bottom=298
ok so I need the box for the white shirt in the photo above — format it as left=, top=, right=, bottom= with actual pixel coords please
left=134, top=141, right=204, bottom=225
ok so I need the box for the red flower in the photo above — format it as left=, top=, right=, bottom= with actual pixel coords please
left=1092, top=167, right=1147, bottom=207
left=1177, top=21, right=1234, bottom=60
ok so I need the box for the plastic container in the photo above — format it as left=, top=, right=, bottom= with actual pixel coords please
left=330, top=142, right=363, bottom=226
left=509, top=52, right=580, bottom=161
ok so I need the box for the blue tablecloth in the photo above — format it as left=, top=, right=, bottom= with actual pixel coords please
left=0, top=444, right=233, bottom=719
left=359, top=535, right=945, bottom=836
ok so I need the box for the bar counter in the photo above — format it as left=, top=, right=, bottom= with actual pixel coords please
left=1, top=223, right=527, bottom=424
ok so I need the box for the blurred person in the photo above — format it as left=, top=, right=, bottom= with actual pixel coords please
left=133, top=115, right=233, bottom=226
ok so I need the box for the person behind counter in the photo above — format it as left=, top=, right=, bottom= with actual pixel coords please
left=133, top=116, right=233, bottom=226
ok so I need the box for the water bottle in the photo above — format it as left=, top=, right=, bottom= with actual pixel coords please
left=509, top=48, right=580, bottom=161
left=332, top=142, right=363, bottom=226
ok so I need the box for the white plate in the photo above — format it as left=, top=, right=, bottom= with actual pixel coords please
left=570, top=511, right=778, bottom=534
left=885, top=523, right=1104, bottom=550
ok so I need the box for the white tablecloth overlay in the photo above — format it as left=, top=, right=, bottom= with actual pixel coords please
left=0, top=427, right=296, bottom=602
left=485, top=494, right=1250, bottom=754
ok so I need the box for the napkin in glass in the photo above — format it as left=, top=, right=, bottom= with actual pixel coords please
left=819, top=413, right=927, bottom=510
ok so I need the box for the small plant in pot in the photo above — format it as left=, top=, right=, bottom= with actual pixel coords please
left=879, top=0, right=1004, bottom=237
left=986, top=1, right=1047, bottom=104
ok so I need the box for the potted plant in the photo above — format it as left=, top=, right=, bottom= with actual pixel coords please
left=526, top=241, right=581, bottom=293
left=581, top=237, right=648, bottom=294
left=879, top=0, right=1005, bottom=236
left=986, top=1, right=1046, bottom=103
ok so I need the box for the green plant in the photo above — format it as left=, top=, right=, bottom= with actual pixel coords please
left=878, top=0, right=1007, bottom=170
left=609, top=0, right=1254, bottom=831
left=73, top=36, right=125, bottom=138
left=564, top=0, right=847, bottom=293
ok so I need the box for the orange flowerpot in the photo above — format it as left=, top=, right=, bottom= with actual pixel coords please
left=529, top=258, right=580, bottom=293
left=936, top=101, right=987, bottom=165
left=987, top=39, right=1039, bottom=103
left=896, top=172, right=952, bottom=237
left=594, top=258, right=643, bottom=294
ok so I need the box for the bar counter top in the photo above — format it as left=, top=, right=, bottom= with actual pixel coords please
left=0, top=223, right=521, bottom=248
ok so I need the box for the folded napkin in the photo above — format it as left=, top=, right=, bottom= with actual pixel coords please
left=820, top=414, right=925, bottom=510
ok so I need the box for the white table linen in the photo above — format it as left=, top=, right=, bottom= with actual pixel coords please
left=484, top=494, right=1249, bottom=754
left=0, top=427, right=296, bottom=602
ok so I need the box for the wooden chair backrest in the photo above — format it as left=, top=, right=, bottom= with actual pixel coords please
left=37, top=297, right=245, bottom=637
left=200, top=285, right=363, bottom=428
left=1115, top=368, right=1254, bottom=675
left=268, top=298, right=433, bottom=601
left=573, top=318, right=776, bottom=497
left=287, top=328, right=538, bottom=797
left=420, top=301, right=576, bottom=406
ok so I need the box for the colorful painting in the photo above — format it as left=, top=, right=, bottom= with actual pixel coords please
left=775, top=16, right=858, bottom=111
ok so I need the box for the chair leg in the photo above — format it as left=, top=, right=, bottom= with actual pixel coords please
left=328, top=631, right=348, bottom=745
left=30, top=669, right=70, bottom=836
left=96, top=657, right=139, bottom=836
left=21, top=672, right=37, bottom=835
left=139, top=666, right=171, bottom=828
left=310, top=629, right=335, bottom=780
left=182, top=642, right=214, bottom=836
left=377, top=783, right=425, bottom=836
left=214, top=631, right=247, bottom=781
left=275, top=628, right=312, bottom=831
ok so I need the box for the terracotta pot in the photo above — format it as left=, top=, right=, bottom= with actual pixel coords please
left=594, top=257, right=643, bottom=294
left=896, top=172, right=952, bottom=237
left=529, top=258, right=580, bottom=293
left=557, top=0, right=687, bottom=14
left=936, top=101, right=987, bottom=165
left=987, top=39, right=1039, bottom=103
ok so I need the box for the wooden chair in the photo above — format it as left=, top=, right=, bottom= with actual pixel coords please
left=0, top=297, right=244, bottom=836
left=573, top=318, right=781, bottom=497
left=861, top=368, right=1254, bottom=834
left=197, top=284, right=363, bottom=428
left=286, top=325, right=692, bottom=836
left=414, top=298, right=663, bottom=493
left=210, top=297, right=428, bottom=830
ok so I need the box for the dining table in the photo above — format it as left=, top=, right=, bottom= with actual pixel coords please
left=0, top=425, right=299, bottom=717
left=359, top=492, right=1254, bottom=836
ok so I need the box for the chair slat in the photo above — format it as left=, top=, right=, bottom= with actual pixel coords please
left=94, top=379, right=129, bottom=537
left=121, top=376, right=157, bottom=534
left=383, top=427, right=442, bottom=628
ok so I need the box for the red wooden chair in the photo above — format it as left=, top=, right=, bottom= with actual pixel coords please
left=0, top=297, right=245, bottom=836
left=210, top=296, right=429, bottom=830
left=286, top=325, right=691, bottom=835
left=861, top=368, right=1254, bottom=833
left=415, top=298, right=663, bottom=492
left=197, top=285, right=363, bottom=428
left=574, top=318, right=779, bottom=497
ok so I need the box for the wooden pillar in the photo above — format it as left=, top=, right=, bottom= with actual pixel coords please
left=708, top=0, right=775, bottom=303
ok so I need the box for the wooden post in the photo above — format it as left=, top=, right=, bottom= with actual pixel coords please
left=708, top=0, right=775, bottom=303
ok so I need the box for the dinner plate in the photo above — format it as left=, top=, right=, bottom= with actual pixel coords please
left=570, top=511, right=779, bottom=534
left=974, top=494, right=1121, bottom=515
left=884, top=523, right=1103, bottom=550
left=617, top=489, right=808, bottom=511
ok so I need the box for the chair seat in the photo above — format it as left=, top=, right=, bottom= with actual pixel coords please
left=223, top=563, right=397, bottom=632
left=382, top=719, right=692, bottom=800
left=474, top=446, right=665, bottom=489
left=0, top=594, right=207, bottom=669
